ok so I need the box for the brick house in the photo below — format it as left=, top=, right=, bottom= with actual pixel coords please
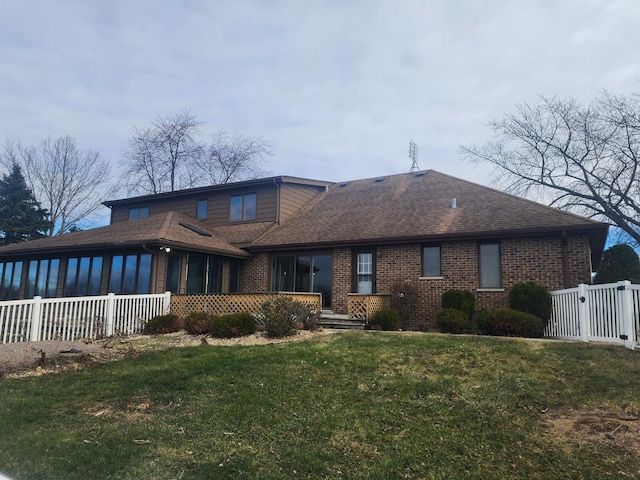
left=0, top=171, right=608, bottom=330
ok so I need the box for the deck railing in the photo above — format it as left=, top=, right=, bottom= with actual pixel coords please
left=0, top=292, right=171, bottom=344
left=170, top=292, right=322, bottom=319
left=346, top=294, right=391, bottom=321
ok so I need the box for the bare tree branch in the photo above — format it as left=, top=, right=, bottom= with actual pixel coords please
left=461, top=91, right=640, bottom=246
left=2, top=136, right=111, bottom=236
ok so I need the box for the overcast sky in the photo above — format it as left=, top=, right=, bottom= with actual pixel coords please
left=2, top=0, right=639, bottom=194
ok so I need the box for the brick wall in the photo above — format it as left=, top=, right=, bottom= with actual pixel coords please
left=240, top=233, right=594, bottom=330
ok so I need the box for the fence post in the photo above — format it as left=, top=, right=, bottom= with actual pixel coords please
left=105, top=293, right=115, bottom=337
left=29, top=296, right=43, bottom=342
left=164, top=291, right=171, bottom=314
left=618, top=280, right=635, bottom=350
left=577, top=284, right=590, bottom=342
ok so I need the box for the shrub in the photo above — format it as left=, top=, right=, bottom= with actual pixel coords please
left=477, top=308, right=544, bottom=338
left=441, top=290, right=475, bottom=321
left=508, top=282, right=551, bottom=325
left=143, top=313, right=182, bottom=335
left=390, top=280, right=419, bottom=329
left=436, top=308, right=469, bottom=334
left=183, top=311, right=213, bottom=335
left=210, top=312, right=256, bottom=339
left=370, top=309, right=400, bottom=331
left=261, top=297, right=317, bottom=338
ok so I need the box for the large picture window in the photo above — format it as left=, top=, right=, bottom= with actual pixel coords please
left=186, top=254, right=223, bottom=294
left=26, top=259, right=60, bottom=298
left=271, top=254, right=333, bottom=308
left=109, top=253, right=152, bottom=294
left=64, top=256, right=103, bottom=297
left=0, top=261, right=23, bottom=301
left=229, top=193, right=257, bottom=222
left=479, top=242, right=501, bottom=288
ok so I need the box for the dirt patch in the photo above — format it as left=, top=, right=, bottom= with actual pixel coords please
left=0, top=329, right=336, bottom=378
left=545, top=408, right=640, bottom=455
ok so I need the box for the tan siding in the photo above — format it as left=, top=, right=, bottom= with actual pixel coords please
left=279, top=184, right=325, bottom=220
left=109, top=184, right=279, bottom=226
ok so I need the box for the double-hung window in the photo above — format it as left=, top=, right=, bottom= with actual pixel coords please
left=196, top=199, right=208, bottom=220
left=479, top=242, right=501, bottom=288
left=422, top=245, right=441, bottom=277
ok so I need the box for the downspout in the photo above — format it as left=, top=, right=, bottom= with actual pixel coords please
left=562, top=231, right=571, bottom=289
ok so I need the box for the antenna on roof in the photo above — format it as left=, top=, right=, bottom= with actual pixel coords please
left=409, top=140, right=420, bottom=172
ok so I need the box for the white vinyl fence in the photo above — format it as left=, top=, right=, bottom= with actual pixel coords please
left=545, top=281, right=640, bottom=349
left=0, top=292, right=171, bottom=344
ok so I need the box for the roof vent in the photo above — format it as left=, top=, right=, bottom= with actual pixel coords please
left=451, top=198, right=457, bottom=209
left=339, top=182, right=349, bottom=187
left=415, top=172, right=426, bottom=177
left=179, top=222, right=212, bottom=237
left=374, top=177, right=384, bottom=183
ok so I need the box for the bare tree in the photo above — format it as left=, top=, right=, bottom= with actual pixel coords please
left=461, top=91, right=640, bottom=246
left=2, top=136, right=111, bottom=236
left=122, top=110, right=271, bottom=194
left=195, top=129, right=270, bottom=185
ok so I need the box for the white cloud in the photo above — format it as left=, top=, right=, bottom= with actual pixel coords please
left=0, top=0, right=639, bottom=196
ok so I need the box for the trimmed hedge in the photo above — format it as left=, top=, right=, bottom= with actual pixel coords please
left=143, top=314, right=183, bottom=335
left=210, top=312, right=256, bottom=339
left=508, top=282, right=551, bottom=325
left=183, top=311, right=213, bottom=335
left=436, top=308, right=469, bottom=334
left=441, top=290, right=475, bottom=321
left=370, top=309, right=400, bottom=331
left=477, top=308, right=544, bottom=338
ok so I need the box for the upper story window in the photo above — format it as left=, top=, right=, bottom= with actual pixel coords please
left=422, top=245, right=441, bottom=277
left=230, top=193, right=257, bottom=222
left=479, top=242, right=501, bottom=288
left=129, top=206, right=150, bottom=220
left=196, top=199, right=208, bottom=220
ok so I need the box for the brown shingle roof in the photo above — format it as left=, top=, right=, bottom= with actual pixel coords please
left=250, top=170, right=608, bottom=249
left=0, top=212, right=250, bottom=258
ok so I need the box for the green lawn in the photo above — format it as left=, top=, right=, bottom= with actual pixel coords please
left=1, top=331, right=640, bottom=479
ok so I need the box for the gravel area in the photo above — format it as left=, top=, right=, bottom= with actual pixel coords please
left=0, top=329, right=336, bottom=378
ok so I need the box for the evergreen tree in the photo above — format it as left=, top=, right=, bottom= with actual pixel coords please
left=594, top=244, right=640, bottom=284
left=0, top=164, right=51, bottom=245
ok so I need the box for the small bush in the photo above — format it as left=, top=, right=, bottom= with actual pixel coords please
left=143, top=313, right=182, bottom=335
left=210, top=312, right=256, bottom=339
left=390, top=280, right=419, bottom=329
left=370, top=309, right=400, bottom=331
left=183, top=311, right=213, bottom=335
left=441, top=290, right=475, bottom=321
left=508, top=282, right=552, bottom=326
left=477, top=308, right=544, bottom=338
left=436, top=308, right=470, bottom=334
left=261, top=297, right=317, bottom=338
